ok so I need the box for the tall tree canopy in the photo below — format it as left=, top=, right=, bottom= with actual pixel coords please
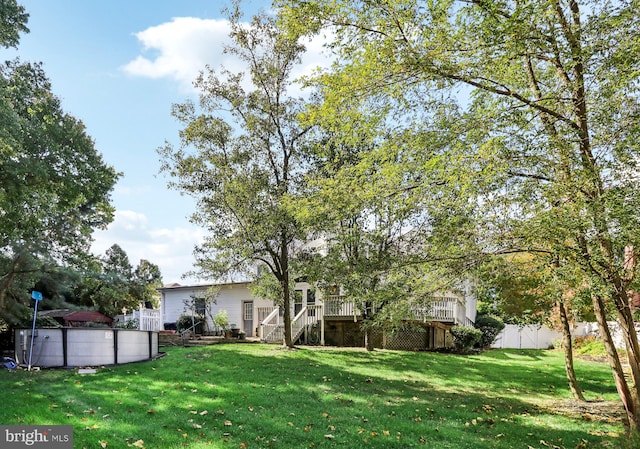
left=0, top=1, right=119, bottom=324
left=281, top=0, right=640, bottom=431
left=160, top=5, right=312, bottom=347
left=72, top=245, right=162, bottom=317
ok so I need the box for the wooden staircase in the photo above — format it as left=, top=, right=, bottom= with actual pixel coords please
left=260, top=305, right=323, bottom=344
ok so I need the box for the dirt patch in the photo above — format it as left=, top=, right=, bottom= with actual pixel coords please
left=539, top=399, right=625, bottom=425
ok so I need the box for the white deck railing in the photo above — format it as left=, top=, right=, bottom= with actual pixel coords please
left=138, top=308, right=162, bottom=331
left=116, top=307, right=163, bottom=331
left=323, top=298, right=358, bottom=321
left=407, top=296, right=465, bottom=324
left=258, top=295, right=471, bottom=344
left=324, top=296, right=468, bottom=324
left=259, top=307, right=281, bottom=341
left=260, top=305, right=324, bottom=344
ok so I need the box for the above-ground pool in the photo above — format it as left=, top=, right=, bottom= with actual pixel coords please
left=14, top=327, right=159, bottom=368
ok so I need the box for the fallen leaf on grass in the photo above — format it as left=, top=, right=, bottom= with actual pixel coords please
left=324, top=434, right=334, bottom=439
left=224, top=420, right=233, bottom=427
left=99, top=440, right=108, bottom=448
left=199, top=410, right=208, bottom=416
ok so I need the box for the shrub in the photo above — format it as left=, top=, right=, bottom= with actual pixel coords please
left=574, top=335, right=608, bottom=357
left=115, top=318, right=139, bottom=329
left=213, top=310, right=230, bottom=331
left=450, top=326, right=482, bottom=353
left=474, top=314, right=505, bottom=348
left=177, top=314, right=206, bottom=334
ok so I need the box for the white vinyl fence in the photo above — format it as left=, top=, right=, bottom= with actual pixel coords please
left=491, top=322, right=638, bottom=350
left=491, top=325, right=562, bottom=349
left=114, top=306, right=163, bottom=331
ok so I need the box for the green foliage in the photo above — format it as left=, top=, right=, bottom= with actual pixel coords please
left=33, top=315, right=61, bottom=328
left=0, top=0, right=29, bottom=49
left=213, top=309, right=230, bottom=331
left=114, top=318, right=139, bottom=329
left=176, top=314, right=206, bottom=334
left=0, top=7, right=119, bottom=324
left=159, top=7, right=312, bottom=346
left=71, top=247, right=163, bottom=317
left=573, top=335, right=609, bottom=358
left=450, top=325, right=482, bottom=353
left=474, top=314, right=505, bottom=349
left=131, top=259, right=162, bottom=307
left=280, top=0, right=640, bottom=425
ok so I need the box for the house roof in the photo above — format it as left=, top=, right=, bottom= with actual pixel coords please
left=64, top=311, right=112, bottom=323
left=40, top=309, right=73, bottom=318
left=157, top=280, right=251, bottom=292
left=40, top=309, right=112, bottom=323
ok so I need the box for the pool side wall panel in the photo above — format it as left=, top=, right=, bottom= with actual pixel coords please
left=14, top=328, right=159, bottom=368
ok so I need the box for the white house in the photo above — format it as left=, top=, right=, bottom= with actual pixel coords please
left=158, top=279, right=476, bottom=349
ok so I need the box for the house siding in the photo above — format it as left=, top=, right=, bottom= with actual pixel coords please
left=159, top=283, right=272, bottom=335
left=159, top=281, right=474, bottom=349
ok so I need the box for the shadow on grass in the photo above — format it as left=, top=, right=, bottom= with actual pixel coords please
left=0, top=345, right=625, bottom=449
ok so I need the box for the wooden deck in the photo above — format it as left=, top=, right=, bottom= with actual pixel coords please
left=259, top=296, right=472, bottom=344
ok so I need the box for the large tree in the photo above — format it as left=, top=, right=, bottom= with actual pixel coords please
left=294, top=130, right=470, bottom=350
left=281, top=0, right=640, bottom=432
left=159, top=5, right=312, bottom=347
left=0, top=3, right=119, bottom=324
left=72, top=246, right=162, bottom=317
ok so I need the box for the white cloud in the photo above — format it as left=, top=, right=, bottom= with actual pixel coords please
left=122, top=17, right=334, bottom=93
left=91, top=210, right=205, bottom=284
left=121, top=17, right=235, bottom=91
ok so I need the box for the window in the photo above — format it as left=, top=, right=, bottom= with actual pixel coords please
left=307, top=289, right=316, bottom=316
left=244, top=302, right=253, bottom=321
left=194, top=297, right=206, bottom=316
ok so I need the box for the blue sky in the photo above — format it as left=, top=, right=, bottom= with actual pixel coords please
left=3, top=0, right=328, bottom=284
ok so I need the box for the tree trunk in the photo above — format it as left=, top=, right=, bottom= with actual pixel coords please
left=592, top=294, right=639, bottom=432
left=611, top=289, right=640, bottom=413
left=0, top=256, right=20, bottom=314
left=364, top=327, right=374, bottom=351
left=363, top=301, right=375, bottom=351
left=557, top=300, right=585, bottom=401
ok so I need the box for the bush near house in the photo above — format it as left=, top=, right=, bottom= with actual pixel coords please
left=450, top=325, right=482, bottom=353
left=177, top=314, right=206, bottom=335
left=213, top=310, right=230, bottom=333
left=474, top=314, right=505, bottom=349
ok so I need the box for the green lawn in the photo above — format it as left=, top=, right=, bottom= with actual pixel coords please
left=0, top=344, right=630, bottom=448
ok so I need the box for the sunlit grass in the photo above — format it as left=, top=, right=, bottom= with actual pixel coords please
left=0, top=344, right=629, bottom=448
